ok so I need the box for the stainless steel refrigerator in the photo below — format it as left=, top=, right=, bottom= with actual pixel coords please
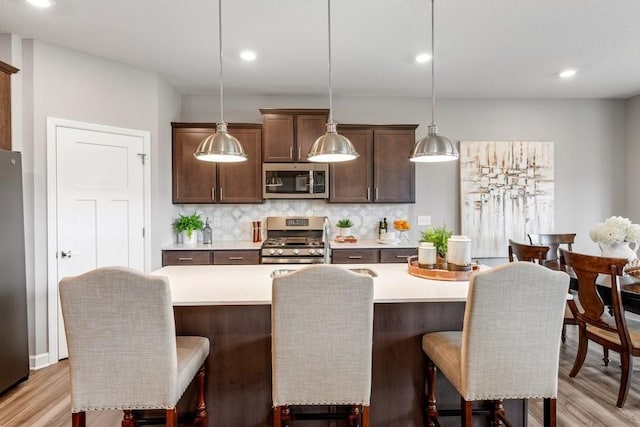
left=0, top=149, right=29, bottom=394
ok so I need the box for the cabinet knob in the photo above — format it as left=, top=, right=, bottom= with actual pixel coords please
left=211, top=187, right=216, bottom=201
left=178, top=257, right=194, bottom=261
left=348, top=255, right=363, bottom=259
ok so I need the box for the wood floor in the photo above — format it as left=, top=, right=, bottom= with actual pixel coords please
left=2, top=326, right=640, bottom=426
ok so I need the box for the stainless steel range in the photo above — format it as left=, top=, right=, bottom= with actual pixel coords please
left=261, top=216, right=328, bottom=264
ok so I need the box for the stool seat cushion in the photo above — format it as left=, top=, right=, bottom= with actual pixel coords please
left=176, top=336, right=210, bottom=404
left=422, top=331, right=463, bottom=392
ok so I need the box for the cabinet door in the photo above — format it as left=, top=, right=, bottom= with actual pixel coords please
left=329, top=129, right=373, bottom=203
left=218, top=126, right=263, bottom=203
left=212, top=250, right=260, bottom=265
left=295, top=114, right=327, bottom=161
left=162, top=250, right=211, bottom=266
left=172, top=127, right=217, bottom=203
left=332, top=249, right=379, bottom=264
left=380, top=248, right=417, bottom=263
left=263, top=114, right=294, bottom=162
left=373, top=129, right=415, bottom=203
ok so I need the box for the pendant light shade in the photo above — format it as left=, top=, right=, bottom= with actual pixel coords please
left=194, top=0, right=247, bottom=163
left=410, top=0, right=458, bottom=163
left=307, top=0, right=358, bottom=163
left=195, top=122, right=248, bottom=162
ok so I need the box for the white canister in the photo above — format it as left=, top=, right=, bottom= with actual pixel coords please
left=419, top=242, right=437, bottom=268
left=446, top=235, right=472, bottom=271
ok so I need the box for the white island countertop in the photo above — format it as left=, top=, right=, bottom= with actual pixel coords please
left=151, top=263, right=482, bottom=306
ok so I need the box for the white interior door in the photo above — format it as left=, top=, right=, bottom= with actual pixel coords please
left=54, top=125, right=146, bottom=359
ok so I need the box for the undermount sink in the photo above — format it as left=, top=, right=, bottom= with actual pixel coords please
left=270, top=268, right=377, bottom=278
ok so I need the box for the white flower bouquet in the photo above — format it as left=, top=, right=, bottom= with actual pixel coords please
left=589, top=216, right=640, bottom=245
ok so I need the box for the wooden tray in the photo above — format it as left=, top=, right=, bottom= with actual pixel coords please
left=408, top=259, right=479, bottom=281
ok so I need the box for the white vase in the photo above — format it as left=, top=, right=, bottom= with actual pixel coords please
left=182, top=231, right=198, bottom=246
left=599, top=241, right=638, bottom=261
left=338, top=227, right=351, bottom=237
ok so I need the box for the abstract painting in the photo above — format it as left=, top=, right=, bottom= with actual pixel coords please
left=460, top=141, right=554, bottom=258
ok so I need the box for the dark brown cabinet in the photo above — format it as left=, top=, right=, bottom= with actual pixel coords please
left=172, top=123, right=263, bottom=204
left=260, top=109, right=328, bottom=162
left=0, top=61, right=19, bottom=151
left=212, top=250, right=260, bottom=265
left=330, top=125, right=417, bottom=203
left=332, top=247, right=417, bottom=264
left=162, top=249, right=260, bottom=266
left=162, top=250, right=211, bottom=266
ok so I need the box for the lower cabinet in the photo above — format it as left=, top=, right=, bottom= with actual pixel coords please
left=162, top=250, right=260, bottom=266
left=331, top=248, right=417, bottom=264
left=212, top=250, right=260, bottom=265
left=162, top=250, right=211, bottom=266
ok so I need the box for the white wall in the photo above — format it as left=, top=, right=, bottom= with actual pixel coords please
left=182, top=94, right=628, bottom=255
left=626, top=96, right=640, bottom=221
left=2, top=37, right=181, bottom=366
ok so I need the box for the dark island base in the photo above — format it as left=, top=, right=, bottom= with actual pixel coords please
left=173, top=302, right=526, bottom=426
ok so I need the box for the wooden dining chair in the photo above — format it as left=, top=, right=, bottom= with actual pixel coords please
left=508, top=239, right=577, bottom=343
left=528, top=233, right=576, bottom=269
left=422, top=262, right=569, bottom=426
left=559, top=248, right=640, bottom=408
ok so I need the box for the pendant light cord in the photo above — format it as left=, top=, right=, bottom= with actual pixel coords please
left=431, top=0, right=436, bottom=126
left=327, top=0, right=333, bottom=124
left=218, top=0, right=225, bottom=124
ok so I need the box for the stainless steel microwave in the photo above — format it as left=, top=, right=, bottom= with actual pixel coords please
left=263, top=163, right=329, bottom=199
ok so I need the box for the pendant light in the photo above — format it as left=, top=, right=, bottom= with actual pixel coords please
left=307, top=0, right=359, bottom=163
left=194, top=0, right=247, bottom=163
left=410, top=0, right=458, bottom=163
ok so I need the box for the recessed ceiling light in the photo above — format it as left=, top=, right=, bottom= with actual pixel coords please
left=415, top=53, right=432, bottom=63
left=559, top=69, right=577, bottom=79
left=26, top=0, right=53, bottom=7
left=240, top=50, right=257, bottom=61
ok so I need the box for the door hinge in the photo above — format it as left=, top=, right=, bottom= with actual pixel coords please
left=142, top=227, right=145, bottom=238
left=137, top=153, right=147, bottom=165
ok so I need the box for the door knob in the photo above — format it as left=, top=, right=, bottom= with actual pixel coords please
left=61, top=250, right=73, bottom=258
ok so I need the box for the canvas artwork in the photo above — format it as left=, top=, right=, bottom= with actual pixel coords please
left=460, top=141, right=554, bottom=258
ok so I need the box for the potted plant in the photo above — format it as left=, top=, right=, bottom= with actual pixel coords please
left=174, top=212, right=204, bottom=245
left=336, top=218, right=354, bottom=237
left=420, top=225, right=453, bottom=267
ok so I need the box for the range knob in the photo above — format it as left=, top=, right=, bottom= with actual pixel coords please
left=308, top=248, right=316, bottom=255
left=269, top=249, right=276, bottom=255
left=277, top=249, right=284, bottom=255
left=292, top=249, right=299, bottom=255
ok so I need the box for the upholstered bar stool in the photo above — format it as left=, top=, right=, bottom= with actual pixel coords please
left=271, top=265, right=374, bottom=427
left=422, top=262, right=569, bottom=426
left=59, top=266, right=210, bottom=427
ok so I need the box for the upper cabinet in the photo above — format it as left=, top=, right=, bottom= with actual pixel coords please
left=330, top=124, right=417, bottom=203
left=0, top=61, right=19, bottom=151
left=260, top=109, right=328, bottom=162
left=172, top=123, right=263, bottom=204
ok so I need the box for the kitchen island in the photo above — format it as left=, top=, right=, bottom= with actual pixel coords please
left=152, top=263, right=525, bottom=426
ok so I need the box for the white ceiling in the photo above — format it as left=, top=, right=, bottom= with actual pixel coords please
left=2, top=0, right=640, bottom=99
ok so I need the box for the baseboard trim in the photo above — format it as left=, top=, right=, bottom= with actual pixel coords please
left=30, top=353, right=52, bottom=370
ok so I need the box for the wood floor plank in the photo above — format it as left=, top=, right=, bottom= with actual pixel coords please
left=2, top=325, right=640, bottom=426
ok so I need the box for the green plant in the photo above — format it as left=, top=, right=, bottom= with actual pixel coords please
left=420, top=225, right=453, bottom=258
left=336, top=218, right=353, bottom=228
left=174, top=212, right=204, bottom=238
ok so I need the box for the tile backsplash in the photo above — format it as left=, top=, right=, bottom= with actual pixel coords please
left=173, top=200, right=412, bottom=242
